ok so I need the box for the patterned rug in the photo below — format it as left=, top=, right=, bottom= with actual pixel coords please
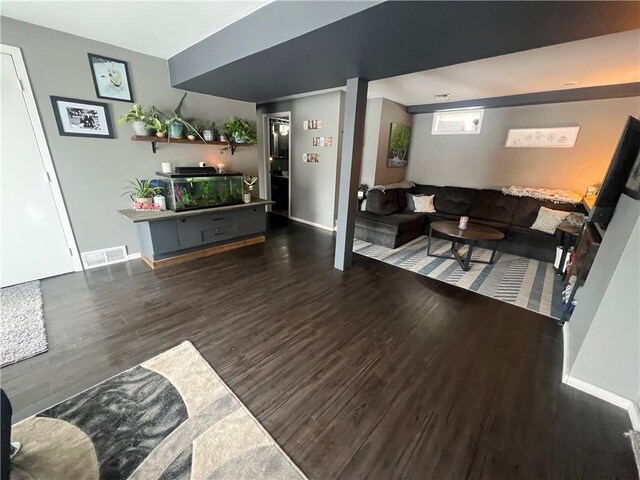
left=1, top=281, right=47, bottom=367
left=354, top=236, right=564, bottom=319
left=11, top=341, right=307, bottom=480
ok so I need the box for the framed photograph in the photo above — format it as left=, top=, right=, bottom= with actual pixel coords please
left=303, top=121, right=309, bottom=130
left=325, top=136, right=333, bottom=147
left=50, top=96, right=115, bottom=139
left=88, top=53, right=134, bottom=102
left=387, top=123, right=411, bottom=168
left=623, top=151, right=640, bottom=200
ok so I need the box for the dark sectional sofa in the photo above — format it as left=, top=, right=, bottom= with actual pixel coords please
left=355, top=184, right=586, bottom=262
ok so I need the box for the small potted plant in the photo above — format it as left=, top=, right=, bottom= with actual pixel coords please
left=118, top=104, right=150, bottom=136
left=242, top=175, right=257, bottom=203
left=202, top=121, right=216, bottom=142
left=145, top=117, right=167, bottom=138
left=224, top=117, right=257, bottom=144
left=186, top=122, right=201, bottom=141
left=122, top=178, right=162, bottom=205
left=155, top=92, right=204, bottom=142
left=358, top=183, right=369, bottom=199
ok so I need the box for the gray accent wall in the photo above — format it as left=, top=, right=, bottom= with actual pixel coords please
left=0, top=17, right=257, bottom=255
left=258, top=91, right=346, bottom=229
left=362, top=98, right=413, bottom=186
left=405, top=97, right=640, bottom=194
left=568, top=194, right=640, bottom=402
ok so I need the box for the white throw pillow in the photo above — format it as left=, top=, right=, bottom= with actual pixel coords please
left=530, top=207, right=570, bottom=234
left=414, top=194, right=436, bottom=213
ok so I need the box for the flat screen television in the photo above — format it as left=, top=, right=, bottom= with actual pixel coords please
left=589, top=116, right=640, bottom=226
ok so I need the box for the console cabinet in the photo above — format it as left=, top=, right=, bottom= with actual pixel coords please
left=120, top=200, right=272, bottom=268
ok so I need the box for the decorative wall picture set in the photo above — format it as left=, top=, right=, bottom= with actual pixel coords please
left=505, top=127, right=581, bottom=148
left=303, top=153, right=319, bottom=163
left=303, top=120, right=322, bottom=130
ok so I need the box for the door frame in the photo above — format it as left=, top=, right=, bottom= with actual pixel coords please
left=260, top=111, right=291, bottom=217
left=1, top=44, right=83, bottom=272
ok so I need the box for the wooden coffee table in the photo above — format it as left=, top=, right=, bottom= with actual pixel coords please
left=427, top=221, right=505, bottom=271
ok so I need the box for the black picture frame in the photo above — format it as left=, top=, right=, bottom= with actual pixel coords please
left=50, top=96, right=115, bottom=139
left=87, top=53, right=134, bottom=103
left=623, top=150, right=640, bottom=200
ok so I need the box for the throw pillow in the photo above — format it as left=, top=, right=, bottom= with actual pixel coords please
left=414, top=194, right=436, bottom=213
left=405, top=193, right=424, bottom=212
left=530, top=207, right=571, bottom=234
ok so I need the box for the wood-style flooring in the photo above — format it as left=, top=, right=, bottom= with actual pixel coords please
left=2, top=215, right=636, bottom=479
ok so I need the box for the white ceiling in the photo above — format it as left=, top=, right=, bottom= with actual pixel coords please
left=367, top=29, right=640, bottom=106
left=0, top=0, right=272, bottom=58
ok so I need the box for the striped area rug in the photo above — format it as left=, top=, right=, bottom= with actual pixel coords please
left=353, top=236, right=564, bottom=319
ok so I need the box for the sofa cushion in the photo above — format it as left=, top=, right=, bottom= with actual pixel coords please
left=365, top=189, right=399, bottom=215
left=530, top=207, right=571, bottom=234
left=414, top=195, right=436, bottom=213
left=433, top=187, right=475, bottom=215
left=469, top=218, right=510, bottom=231
left=396, top=189, right=409, bottom=211
left=424, top=212, right=459, bottom=223
left=511, top=196, right=584, bottom=227
left=413, top=184, right=441, bottom=197
left=469, top=189, right=517, bottom=224
left=356, top=211, right=425, bottom=235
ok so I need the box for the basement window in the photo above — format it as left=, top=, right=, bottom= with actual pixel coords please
left=432, top=108, right=484, bottom=135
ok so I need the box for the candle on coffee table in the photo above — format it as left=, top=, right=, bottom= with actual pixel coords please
left=459, top=216, right=469, bottom=229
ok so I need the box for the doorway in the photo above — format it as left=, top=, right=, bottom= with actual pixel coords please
left=262, top=113, right=291, bottom=217
left=1, top=45, right=81, bottom=287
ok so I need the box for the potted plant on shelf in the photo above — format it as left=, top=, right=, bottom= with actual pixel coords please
left=118, top=104, right=150, bottom=136
left=242, top=174, right=257, bottom=203
left=145, top=117, right=167, bottom=138
left=154, top=92, right=205, bottom=142
left=221, top=117, right=257, bottom=153
left=122, top=178, right=162, bottom=205
left=358, top=183, right=369, bottom=199
left=186, top=122, right=201, bottom=141
left=202, top=121, right=216, bottom=142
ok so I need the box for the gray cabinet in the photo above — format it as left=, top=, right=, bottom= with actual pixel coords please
left=139, top=204, right=267, bottom=261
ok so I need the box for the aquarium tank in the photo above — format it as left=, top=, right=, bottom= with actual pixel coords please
left=156, top=171, right=243, bottom=211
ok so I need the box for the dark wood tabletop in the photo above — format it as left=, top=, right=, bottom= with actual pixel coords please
left=430, top=221, right=505, bottom=241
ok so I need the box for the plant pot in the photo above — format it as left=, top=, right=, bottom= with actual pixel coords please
left=233, top=133, right=245, bottom=143
left=136, top=197, right=153, bottom=205
left=187, top=134, right=196, bottom=141
left=242, top=193, right=251, bottom=204
left=203, top=130, right=214, bottom=142
left=169, top=122, right=184, bottom=139
left=156, top=132, right=166, bottom=138
left=131, top=120, right=147, bottom=136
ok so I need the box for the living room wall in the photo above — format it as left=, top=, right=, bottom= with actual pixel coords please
left=361, top=98, right=413, bottom=187
left=257, top=91, right=346, bottom=230
left=0, top=17, right=258, bottom=256
left=406, top=97, right=640, bottom=194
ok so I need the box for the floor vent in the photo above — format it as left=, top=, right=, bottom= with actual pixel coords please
left=81, top=246, right=128, bottom=269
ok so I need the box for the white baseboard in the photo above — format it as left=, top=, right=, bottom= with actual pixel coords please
left=127, top=252, right=142, bottom=260
left=563, top=375, right=632, bottom=410
left=562, top=322, right=570, bottom=383
left=629, top=401, right=640, bottom=430
left=289, top=216, right=336, bottom=232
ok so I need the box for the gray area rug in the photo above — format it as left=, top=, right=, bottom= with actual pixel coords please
left=354, top=236, right=564, bottom=318
left=11, top=341, right=307, bottom=480
left=626, top=430, right=640, bottom=477
left=0, top=280, right=47, bottom=367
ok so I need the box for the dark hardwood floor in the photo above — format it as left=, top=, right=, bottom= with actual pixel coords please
left=2, top=215, right=635, bottom=479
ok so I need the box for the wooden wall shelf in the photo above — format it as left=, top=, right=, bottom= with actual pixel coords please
left=131, top=135, right=250, bottom=155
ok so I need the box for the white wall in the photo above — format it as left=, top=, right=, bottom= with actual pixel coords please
left=360, top=97, right=412, bottom=187
left=0, top=17, right=258, bottom=255
left=258, top=91, right=345, bottom=229
left=406, top=98, right=640, bottom=194
left=568, top=194, right=640, bottom=402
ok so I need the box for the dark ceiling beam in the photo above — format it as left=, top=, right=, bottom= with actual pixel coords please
left=406, top=83, right=640, bottom=114
left=168, top=1, right=640, bottom=103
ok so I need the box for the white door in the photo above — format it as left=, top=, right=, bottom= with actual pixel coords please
left=1, top=52, right=76, bottom=287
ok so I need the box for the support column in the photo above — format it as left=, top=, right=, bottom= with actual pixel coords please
left=334, top=77, right=368, bottom=270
